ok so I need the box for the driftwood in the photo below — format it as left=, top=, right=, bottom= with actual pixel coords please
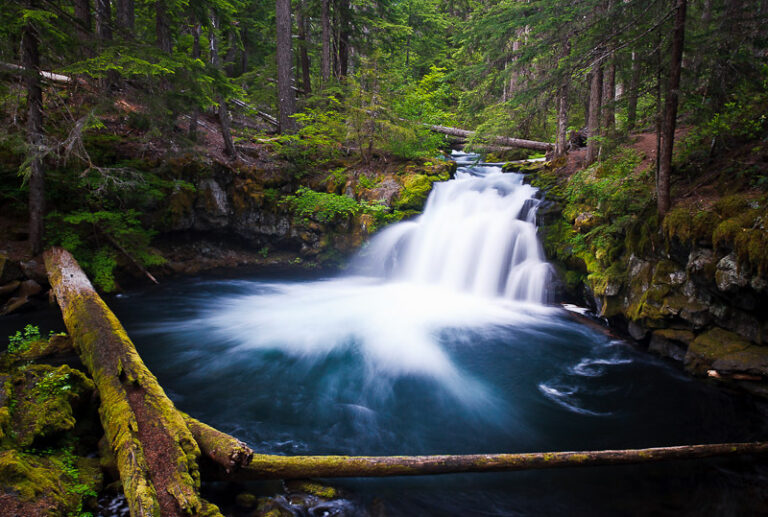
left=430, top=124, right=553, bottom=152
left=45, top=247, right=225, bottom=517
left=229, top=441, right=768, bottom=480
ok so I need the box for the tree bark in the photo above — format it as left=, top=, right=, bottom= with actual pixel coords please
left=74, top=0, right=92, bottom=46
left=95, top=0, right=112, bottom=41
left=116, top=0, right=135, bottom=36
left=182, top=414, right=254, bottom=474
left=44, top=247, right=222, bottom=517
left=602, top=58, right=616, bottom=132
left=23, top=0, right=44, bottom=256
left=337, top=0, right=350, bottom=77
left=585, top=62, right=603, bottom=164
left=430, top=125, right=552, bottom=151
left=657, top=0, right=687, bottom=217
left=209, top=14, right=238, bottom=157
left=555, top=83, right=569, bottom=157
left=321, top=0, right=331, bottom=85
left=276, top=0, right=297, bottom=133
left=626, top=51, right=640, bottom=131
left=230, top=442, right=768, bottom=480
left=156, top=0, right=172, bottom=53
left=189, top=23, right=201, bottom=142
left=296, top=0, right=311, bottom=95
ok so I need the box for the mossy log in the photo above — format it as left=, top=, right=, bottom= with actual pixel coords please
left=44, top=247, right=223, bottom=517
left=230, top=442, right=768, bottom=480
left=181, top=413, right=253, bottom=473
left=429, top=125, right=553, bottom=152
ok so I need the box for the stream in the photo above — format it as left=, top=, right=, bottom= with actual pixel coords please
left=4, top=153, right=768, bottom=515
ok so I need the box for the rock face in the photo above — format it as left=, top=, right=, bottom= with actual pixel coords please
left=149, top=156, right=455, bottom=273
left=529, top=166, right=768, bottom=390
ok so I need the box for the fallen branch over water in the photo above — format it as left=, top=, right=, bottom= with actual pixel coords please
left=229, top=442, right=768, bottom=480
left=430, top=125, right=553, bottom=152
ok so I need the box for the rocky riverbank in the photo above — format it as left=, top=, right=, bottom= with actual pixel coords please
left=514, top=147, right=768, bottom=397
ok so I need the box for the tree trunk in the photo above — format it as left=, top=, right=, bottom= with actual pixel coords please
left=658, top=0, right=687, bottom=217
left=585, top=62, right=603, bottom=164
left=74, top=0, right=92, bottom=46
left=189, top=23, right=201, bottom=142
left=555, top=83, right=569, bottom=157
left=230, top=442, right=768, bottom=480
left=338, top=0, right=350, bottom=77
left=95, top=0, right=112, bottom=41
left=296, top=0, right=311, bottom=95
left=116, top=0, right=134, bottom=36
left=44, top=247, right=222, bottom=517
left=626, top=51, right=640, bottom=131
left=182, top=414, right=253, bottom=474
left=23, top=0, right=44, bottom=256
left=602, top=58, right=616, bottom=132
left=276, top=0, right=297, bottom=133
left=209, top=15, right=238, bottom=157
left=321, top=0, right=331, bottom=85
left=430, top=125, right=552, bottom=151
left=156, top=0, right=172, bottom=53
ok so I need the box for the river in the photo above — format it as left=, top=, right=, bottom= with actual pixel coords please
left=3, top=153, right=767, bottom=515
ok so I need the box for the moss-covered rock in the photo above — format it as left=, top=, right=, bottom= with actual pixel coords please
left=685, top=327, right=752, bottom=376
left=393, top=174, right=434, bottom=211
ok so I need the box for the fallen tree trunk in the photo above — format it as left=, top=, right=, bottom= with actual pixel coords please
left=430, top=125, right=553, bottom=152
left=230, top=442, right=768, bottom=480
left=182, top=414, right=253, bottom=473
left=44, top=247, right=223, bottom=517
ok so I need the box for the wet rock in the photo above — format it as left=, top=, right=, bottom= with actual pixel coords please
left=652, top=260, right=686, bottom=286
left=649, top=329, right=694, bottom=362
left=684, top=327, right=758, bottom=376
left=687, top=248, right=717, bottom=278
left=679, top=299, right=711, bottom=328
left=627, top=321, right=649, bottom=341
left=0, top=254, right=23, bottom=284
left=195, top=178, right=230, bottom=229
left=20, top=258, right=48, bottom=287
left=715, top=253, right=750, bottom=292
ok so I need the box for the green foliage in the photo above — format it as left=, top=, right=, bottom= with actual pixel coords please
left=46, top=210, right=164, bottom=292
left=7, top=325, right=42, bottom=354
left=283, top=187, right=361, bottom=224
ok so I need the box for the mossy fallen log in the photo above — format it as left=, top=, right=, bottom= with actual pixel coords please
left=44, top=247, right=223, bottom=517
left=230, top=442, right=768, bottom=480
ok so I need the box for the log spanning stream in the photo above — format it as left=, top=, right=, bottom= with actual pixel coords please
left=10, top=153, right=767, bottom=514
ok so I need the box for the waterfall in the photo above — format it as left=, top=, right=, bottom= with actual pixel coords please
left=352, top=152, right=552, bottom=303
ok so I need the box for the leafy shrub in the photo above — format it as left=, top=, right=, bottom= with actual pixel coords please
left=8, top=324, right=43, bottom=354
left=283, top=187, right=361, bottom=224
left=46, top=210, right=164, bottom=292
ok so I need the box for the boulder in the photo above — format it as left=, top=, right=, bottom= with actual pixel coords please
left=649, top=329, right=694, bottom=362
left=715, top=253, right=750, bottom=292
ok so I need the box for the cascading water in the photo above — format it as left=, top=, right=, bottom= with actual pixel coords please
left=352, top=151, right=552, bottom=303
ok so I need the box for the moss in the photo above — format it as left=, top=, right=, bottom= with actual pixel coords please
left=0, top=449, right=102, bottom=515
left=586, top=261, right=626, bottom=297
left=393, top=174, right=434, bottom=211
left=7, top=364, right=94, bottom=447
left=653, top=329, right=695, bottom=346
left=734, top=228, right=768, bottom=275
left=285, top=480, right=339, bottom=499
left=714, top=195, right=752, bottom=219
left=685, top=327, right=751, bottom=375
left=663, top=208, right=720, bottom=244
